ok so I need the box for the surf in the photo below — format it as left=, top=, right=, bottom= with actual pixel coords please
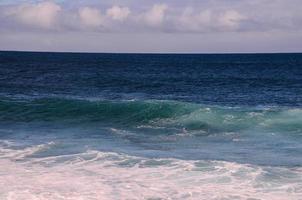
left=0, top=97, right=301, bottom=135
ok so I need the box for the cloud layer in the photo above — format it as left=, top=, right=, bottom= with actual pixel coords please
left=3, top=1, right=61, bottom=29
left=1, top=0, right=302, bottom=33
left=0, top=0, right=301, bottom=52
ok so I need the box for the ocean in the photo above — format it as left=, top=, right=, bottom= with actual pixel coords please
left=0, top=51, right=302, bottom=199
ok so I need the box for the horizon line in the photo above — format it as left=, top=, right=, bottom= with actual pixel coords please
left=1, top=50, right=302, bottom=55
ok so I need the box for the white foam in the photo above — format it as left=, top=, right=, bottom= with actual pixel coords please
left=0, top=141, right=55, bottom=160
left=0, top=147, right=302, bottom=200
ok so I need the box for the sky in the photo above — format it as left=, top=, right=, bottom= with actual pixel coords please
left=0, top=0, right=302, bottom=53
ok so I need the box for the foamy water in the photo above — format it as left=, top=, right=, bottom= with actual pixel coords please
left=1, top=142, right=302, bottom=200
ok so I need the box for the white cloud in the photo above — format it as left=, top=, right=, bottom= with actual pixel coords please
left=0, top=0, right=301, bottom=34
left=106, top=6, right=130, bottom=21
left=1, top=0, right=302, bottom=52
left=178, top=8, right=212, bottom=32
left=143, top=4, right=168, bottom=26
left=4, top=1, right=61, bottom=29
left=196, top=10, right=212, bottom=25
left=218, top=10, right=246, bottom=30
left=176, top=8, right=245, bottom=32
left=78, top=7, right=104, bottom=27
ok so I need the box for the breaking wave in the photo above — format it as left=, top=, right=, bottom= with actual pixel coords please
left=0, top=97, right=301, bottom=135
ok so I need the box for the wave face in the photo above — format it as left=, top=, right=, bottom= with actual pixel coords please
left=1, top=98, right=302, bottom=133
left=0, top=98, right=193, bottom=123
left=1, top=97, right=302, bottom=166
left=1, top=52, right=302, bottom=199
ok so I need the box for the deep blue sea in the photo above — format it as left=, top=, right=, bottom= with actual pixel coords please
left=0, top=51, right=302, bottom=199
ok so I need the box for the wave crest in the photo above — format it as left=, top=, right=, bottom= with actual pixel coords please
left=0, top=98, right=302, bottom=134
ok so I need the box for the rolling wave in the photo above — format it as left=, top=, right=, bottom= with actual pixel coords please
left=0, top=97, right=301, bottom=135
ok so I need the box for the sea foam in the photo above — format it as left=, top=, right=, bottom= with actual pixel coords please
left=0, top=144, right=302, bottom=200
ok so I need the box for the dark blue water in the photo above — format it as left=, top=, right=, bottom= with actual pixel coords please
left=0, top=51, right=302, bottom=167
left=1, top=51, right=301, bottom=106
